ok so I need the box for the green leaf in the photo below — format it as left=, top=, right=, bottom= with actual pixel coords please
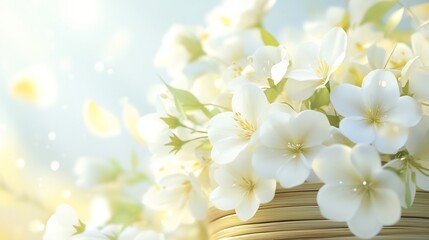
left=361, top=1, right=397, bottom=25
left=160, top=114, right=183, bottom=129
left=308, top=88, right=330, bottom=109
left=163, top=82, right=212, bottom=118
left=259, top=28, right=279, bottom=47
left=327, top=115, right=340, bottom=128
left=264, top=78, right=286, bottom=103
left=130, top=151, right=138, bottom=170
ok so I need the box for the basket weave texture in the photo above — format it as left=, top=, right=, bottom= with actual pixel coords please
left=207, top=183, right=429, bottom=239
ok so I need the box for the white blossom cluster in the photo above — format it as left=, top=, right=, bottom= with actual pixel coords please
left=43, top=0, right=429, bottom=239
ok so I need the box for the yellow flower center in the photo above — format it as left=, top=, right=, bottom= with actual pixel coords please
left=365, top=105, right=384, bottom=125
left=234, top=177, right=256, bottom=195
left=287, top=142, right=303, bottom=158
left=315, top=60, right=330, bottom=79
left=234, top=112, right=256, bottom=139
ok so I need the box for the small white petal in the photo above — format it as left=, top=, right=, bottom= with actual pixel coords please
left=339, top=117, right=375, bottom=144
left=285, top=78, right=322, bottom=101
left=313, top=145, right=360, bottom=184
left=210, top=187, right=244, bottom=211
left=235, top=194, right=259, bottom=221
left=253, top=146, right=288, bottom=179
left=385, top=96, right=422, bottom=127
left=410, top=69, right=429, bottom=102
left=277, top=157, right=310, bottom=188
left=317, top=184, right=362, bottom=221
left=259, top=112, right=291, bottom=149
left=287, top=69, right=321, bottom=81
left=208, top=112, right=240, bottom=143
left=189, top=189, right=208, bottom=220
left=320, top=27, right=347, bottom=71
left=214, top=168, right=236, bottom=187
left=347, top=199, right=383, bottom=239
left=416, top=170, right=429, bottom=191
left=373, top=123, right=408, bottom=154
left=232, top=84, right=269, bottom=124
left=350, top=144, right=381, bottom=179
left=331, top=84, right=365, bottom=117
left=211, top=137, right=248, bottom=164
left=371, top=189, right=402, bottom=225
left=361, top=70, right=400, bottom=111
left=290, top=110, right=330, bottom=147
left=254, top=179, right=276, bottom=203
left=373, top=170, right=404, bottom=201
left=292, top=42, right=319, bottom=68
left=271, top=59, right=289, bottom=84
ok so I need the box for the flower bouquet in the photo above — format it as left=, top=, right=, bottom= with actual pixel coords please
left=44, top=0, right=429, bottom=239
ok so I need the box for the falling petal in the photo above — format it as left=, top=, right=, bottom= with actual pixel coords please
left=83, top=99, right=121, bottom=137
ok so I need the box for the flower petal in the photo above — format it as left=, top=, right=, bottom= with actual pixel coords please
left=254, top=179, right=276, bottom=203
left=271, top=59, right=289, bottom=84
left=410, top=69, right=429, bottom=102
left=232, top=84, right=269, bottom=124
left=373, top=123, right=408, bottom=154
left=189, top=189, right=208, bottom=220
left=258, top=112, right=291, bottom=149
left=285, top=78, right=322, bottom=101
left=331, top=84, right=365, bottom=117
left=290, top=110, right=330, bottom=147
left=313, top=145, right=360, bottom=184
left=320, top=27, right=347, bottom=71
left=385, top=96, right=422, bottom=127
left=208, top=112, right=240, bottom=143
left=210, top=187, right=244, bottom=211
left=292, top=42, right=319, bottom=68
left=287, top=69, right=321, bottom=81
left=350, top=144, right=381, bottom=179
left=371, top=189, right=402, bottom=225
left=277, top=157, right=310, bottom=188
left=373, top=170, right=404, bottom=202
left=211, top=137, right=248, bottom=164
left=235, top=194, right=259, bottom=221
left=252, top=146, right=287, bottom=179
left=317, top=184, right=362, bottom=221
left=361, top=70, right=400, bottom=111
left=347, top=198, right=383, bottom=239
left=339, top=117, right=375, bottom=144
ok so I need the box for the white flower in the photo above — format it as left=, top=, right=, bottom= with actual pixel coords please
left=411, top=32, right=429, bottom=66
left=143, top=173, right=207, bottom=231
left=210, top=153, right=276, bottom=221
left=250, top=45, right=290, bottom=84
left=401, top=56, right=429, bottom=104
left=202, top=29, right=264, bottom=64
left=44, top=204, right=80, bottom=240
left=385, top=116, right=429, bottom=207
left=208, top=84, right=269, bottom=164
left=252, top=110, right=330, bottom=188
left=285, top=27, right=347, bottom=100
left=312, top=144, right=404, bottom=239
left=154, top=25, right=204, bottom=75
left=206, top=0, right=276, bottom=32
left=331, top=69, right=422, bottom=154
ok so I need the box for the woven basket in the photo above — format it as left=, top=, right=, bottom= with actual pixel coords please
left=207, top=183, right=429, bottom=239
